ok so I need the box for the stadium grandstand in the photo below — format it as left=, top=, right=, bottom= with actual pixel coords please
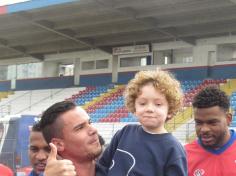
left=0, top=0, right=236, bottom=175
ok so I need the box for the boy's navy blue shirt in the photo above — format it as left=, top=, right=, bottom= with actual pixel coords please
left=99, top=124, right=187, bottom=176
left=28, top=164, right=107, bottom=176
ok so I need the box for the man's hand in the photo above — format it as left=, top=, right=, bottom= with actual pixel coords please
left=44, top=143, right=76, bottom=176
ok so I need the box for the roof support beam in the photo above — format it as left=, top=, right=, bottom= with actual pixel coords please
left=15, top=12, right=112, bottom=54
left=0, top=38, right=45, bottom=60
left=94, top=2, right=196, bottom=46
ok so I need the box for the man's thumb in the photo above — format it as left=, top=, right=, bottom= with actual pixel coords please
left=48, top=143, right=58, bottom=161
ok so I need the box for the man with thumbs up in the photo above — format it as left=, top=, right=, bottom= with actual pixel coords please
left=39, top=101, right=106, bottom=176
left=44, top=143, right=77, bottom=176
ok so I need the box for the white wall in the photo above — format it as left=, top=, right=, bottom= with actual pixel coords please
left=152, top=41, right=193, bottom=50
left=193, top=45, right=216, bottom=65
left=217, top=45, right=234, bottom=61
left=151, top=36, right=236, bottom=69
left=0, top=57, right=38, bottom=66
left=2, top=35, right=236, bottom=81
left=42, top=61, right=59, bottom=77
left=173, top=48, right=193, bottom=63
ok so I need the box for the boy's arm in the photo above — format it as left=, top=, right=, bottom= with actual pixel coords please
left=164, top=156, right=188, bottom=176
left=98, top=129, right=122, bottom=169
left=164, top=140, right=188, bottom=176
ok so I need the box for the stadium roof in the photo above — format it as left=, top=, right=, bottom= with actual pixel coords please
left=1, top=0, right=236, bottom=61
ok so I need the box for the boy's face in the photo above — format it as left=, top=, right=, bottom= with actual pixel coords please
left=134, top=83, right=169, bottom=133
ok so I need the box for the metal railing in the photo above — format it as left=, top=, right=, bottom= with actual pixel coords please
left=0, top=88, right=65, bottom=116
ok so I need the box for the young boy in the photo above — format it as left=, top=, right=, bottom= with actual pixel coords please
left=99, top=68, right=187, bottom=176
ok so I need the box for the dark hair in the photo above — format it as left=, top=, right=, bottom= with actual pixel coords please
left=39, top=101, right=76, bottom=144
left=31, top=122, right=41, bottom=132
left=192, top=86, right=229, bottom=111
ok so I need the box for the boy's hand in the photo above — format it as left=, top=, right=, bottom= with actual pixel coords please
left=44, top=143, right=76, bottom=176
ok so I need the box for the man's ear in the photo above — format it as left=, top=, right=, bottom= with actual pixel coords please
left=226, top=112, right=232, bottom=126
left=51, top=138, right=64, bottom=152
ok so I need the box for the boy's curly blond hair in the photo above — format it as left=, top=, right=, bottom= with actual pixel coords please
left=124, top=68, right=183, bottom=119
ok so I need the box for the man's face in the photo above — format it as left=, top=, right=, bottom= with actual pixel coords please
left=28, top=131, right=50, bottom=175
left=58, top=107, right=102, bottom=161
left=194, top=106, right=232, bottom=149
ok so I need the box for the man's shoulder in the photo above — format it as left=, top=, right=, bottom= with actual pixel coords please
left=28, top=170, right=33, bottom=176
left=185, top=140, right=199, bottom=151
left=0, top=164, right=13, bottom=175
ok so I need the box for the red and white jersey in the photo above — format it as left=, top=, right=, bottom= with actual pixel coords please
left=0, top=164, right=13, bottom=176
left=185, top=130, right=236, bottom=176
